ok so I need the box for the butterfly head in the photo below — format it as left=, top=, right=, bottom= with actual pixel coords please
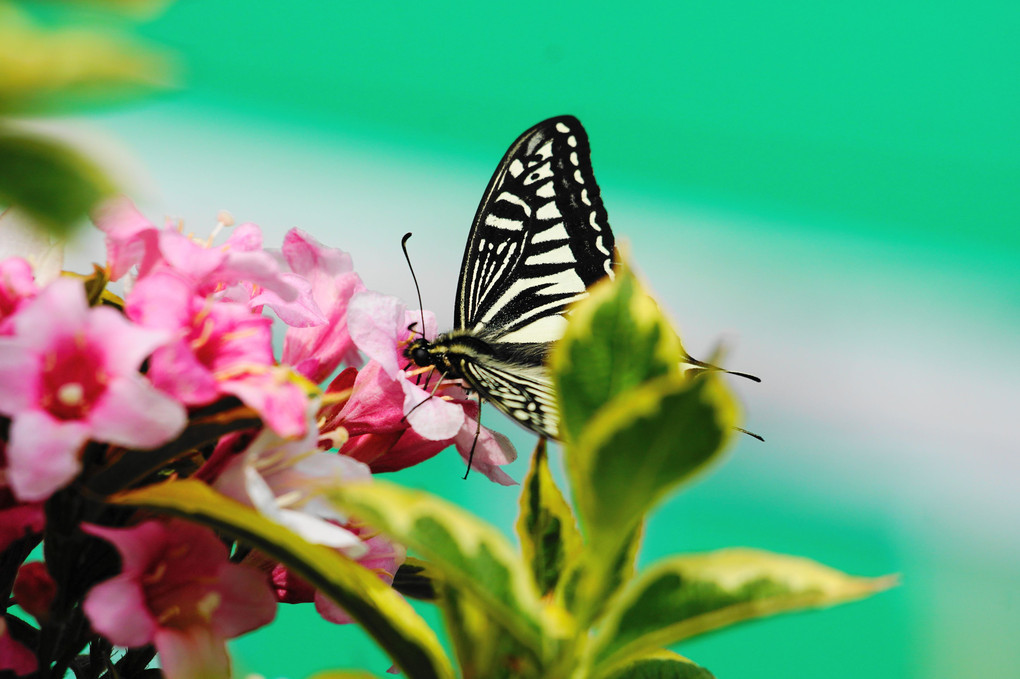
left=404, top=336, right=435, bottom=369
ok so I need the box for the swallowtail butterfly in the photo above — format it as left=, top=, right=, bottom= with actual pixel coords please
left=404, top=115, right=612, bottom=440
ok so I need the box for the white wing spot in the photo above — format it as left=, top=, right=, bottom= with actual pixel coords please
left=536, top=201, right=562, bottom=221
left=589, top=211, right=602, bottom=232
left=526, top=244, right=575, bottom=266
left=581, top=188, right=591, bottom=206
left=555, top=122, right=570, bottom=133
left=536, top=181, right=556, bottom=199
left=534, top=140, right=554, bottom=160
left=508, top=159, right=524, bottom=177
left=595, top=235, right=611, bottom=256
left=569, top=151, right=579, bottom=166
left=567, top=135, right=577, bottom=147
left=496, top=242, right=507, bottom=254
left=495, top=191, right=532, bottom=215
left=485, top=214, right=523, bottom=231
left=532, top=222, right=569, bottom=243
left=574, top=169, right=585, bottom=184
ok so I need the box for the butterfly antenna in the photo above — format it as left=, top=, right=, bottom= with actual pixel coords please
left=401, top=232, right=427, bottom=337
left=735, top=427, right=765, bottom=442
left=463, top=392, right=483, bottom=480
left=684, top=352, right=761, bottom=383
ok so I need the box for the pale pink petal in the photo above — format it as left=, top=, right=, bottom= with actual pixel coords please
left=124, top=271, right=195, bottom=332
left=337, top=362, right=407, bottom=436
left=90, top=306, right=173, bottom=373
left=400, top=377, right=464, bottom=440
left=249, top=271, right=327, bottom=327
left=222, top=373, right=308, bottom=438
left=314, top=590, right=352, bottom=625
left=158, top=229, right=226, bottom=281
left=208, top=563, right=277, bottom=638
left=147, top=341, right=220, bottom=404
left=87, top=374, right=187, bottom=448
left=154, top=627, right=231, bottom=679
left=224, top=222, right=263, bottom=252
left=82, top=576, right=157, bottom=647
left=281, top=229, right=353, bottom=279
left=454, top=421, right=518, bottom=486
left=0, top=343, right=39, bottom=413
left=7, top=413, right=88, bottom=501
left=347, top=291, right=406, bottom=376
left=10, top=277, right=88, bottom=339
left=92, top=196, right=159, bottom=280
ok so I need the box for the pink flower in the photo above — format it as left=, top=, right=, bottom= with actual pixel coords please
left=0, top=258, right=38, bottom=335
left=83, top=519, right=277, bottom=679
left=0, top=279, right=187, bottom=501
left=125, top=270, right=308, bottom=438
left=267, top=523, right=405, bottom=626
left=212, top=408, right=372, bottom=555
left=0, top=442, right=46, bottom=552
left=347, top=291, right=464, bottom=439
left=0, top=617, right=36, bottom=676
left=93, top=197, right=322, bottom=327
left=320, top=362, right=518, bottom=484
left=280, top=229, right=365, bottom=383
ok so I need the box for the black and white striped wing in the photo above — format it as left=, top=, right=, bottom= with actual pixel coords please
left=457, top=357, right=560, bottom=439
left=455, top=116, right=615, bottom=355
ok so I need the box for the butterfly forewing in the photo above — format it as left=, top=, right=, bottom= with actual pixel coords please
left=455, top=116, right=615, bottom=357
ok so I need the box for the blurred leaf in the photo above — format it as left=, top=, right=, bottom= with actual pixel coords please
left=109, top=480, right=455, bottom=679
left=0, top=206, right=64, bottom=280
left=0, top=127, right=116, bottom=237
left=437, top=580, right=544, bottom=679
left=590, top=549, right=896, bottom=674
left=310, top=673, right=384, bottom=679
left=516, top=438, right=581, bottom=596
left=329, top=481, right=553, bottom=660
left=569, top=373, right=736, bottom=555
left=43, top=0, right=175, bottom=18
left=551, top=259, right=682, bottom=444
left=0, top=3, right=176, bottom=115
left=600, top=650, right=715, bottom=679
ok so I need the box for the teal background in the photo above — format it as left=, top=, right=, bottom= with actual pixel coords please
left=63, top=1, right=1020, bottom=677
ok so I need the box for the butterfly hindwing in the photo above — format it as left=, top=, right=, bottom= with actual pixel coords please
left=456, top=354, right=560, bottom=439
left=455, top=116, right=615, bottom=357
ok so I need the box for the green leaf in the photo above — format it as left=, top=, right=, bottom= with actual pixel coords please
left=601, top=650, right=715, bottom=679
left=393, top=557, right=439, bottom=601
left=0, top=4, right=175, bottom=115
left=436, top=580, right=544, bottom=679
left=570, top=373, right=736, bottom=555
left=0, top=128, right=116, bottom=237
left=551, top=260, right=682, bottom=444
left=329, top=481, right=554, bottom=659
left=108, top=480, right=454, bottom=679
left=516, top=438, right=582, bottom=596
left=590, top=548, right=896, bottom=674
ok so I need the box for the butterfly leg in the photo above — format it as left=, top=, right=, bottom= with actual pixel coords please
left=402, top=370, right=449, bottom=421
left=462, top=390, right=483, bottom=480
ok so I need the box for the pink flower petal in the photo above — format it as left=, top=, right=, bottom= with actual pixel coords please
left=87, top=374, right=187, bottom=449
left=0, top=618, right=37, bottom=676
left=209, top=562, right=277, bottom=638
left=0, top=343, right=39, bottom=413
left=92, top=196, right=160, bottom=280
left=6, top=412, right=88, bottom=501
left=154, top=627, right=231, bottom=679
left=400, top=377, right=464, bottom=440
left=347, top=291, right=406, bottom=376
left=82, top=576, right=157, bottom=647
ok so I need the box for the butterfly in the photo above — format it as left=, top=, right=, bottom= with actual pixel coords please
left=403, top=115, right=613, bottom=440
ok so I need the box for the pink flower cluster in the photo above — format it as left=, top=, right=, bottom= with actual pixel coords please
left=0, top=199, right=517, bottom=678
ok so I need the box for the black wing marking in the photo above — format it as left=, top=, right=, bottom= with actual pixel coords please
left=454, top=116, right=615, bottom=351
left=457, top=357, right=560, bottom=440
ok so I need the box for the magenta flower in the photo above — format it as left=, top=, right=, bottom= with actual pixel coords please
left=125, top=270, right=308, bottom=438
left=0, top=257, right=38, bottom=335
left=280, top=229, right=365, bottom=383
left=0, top=279, right=187, bottom=501
left=0, top=617, right=36, bottom=676
left=83, top=519, right=277, bottom=679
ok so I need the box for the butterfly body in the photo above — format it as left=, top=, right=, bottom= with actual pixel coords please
left=404, top=115, right=615, bottom=441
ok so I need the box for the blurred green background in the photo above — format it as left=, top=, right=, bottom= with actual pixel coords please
left=55, top=1, right=1020, bottom=676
